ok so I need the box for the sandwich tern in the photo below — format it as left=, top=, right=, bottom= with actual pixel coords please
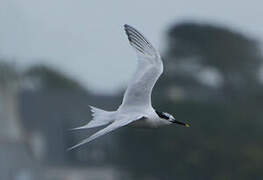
left=68, top=24, right=190, bottom=150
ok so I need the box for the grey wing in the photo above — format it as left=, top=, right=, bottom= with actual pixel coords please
left=67, top=115, right=143, bottom=150
left=121, top=24, right=163, bottom=108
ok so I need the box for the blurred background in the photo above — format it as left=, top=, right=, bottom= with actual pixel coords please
left=1, top=0, right=263, bottom=180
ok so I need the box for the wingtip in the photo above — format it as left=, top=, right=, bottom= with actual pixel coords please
left=67, top=146, right=76, bottom=151
left=123, top=24, right=134, bottom=35
left=123, top=24, right=129, bottom=28
left=68, top=127, right=83, bottom=131
left=67, top=142, right=84, bottom=151
left=123, top=24, right=157, bottom=58
left=123, top=24, right=131, bottom=36
left=68, top=128, right=76, bottom=131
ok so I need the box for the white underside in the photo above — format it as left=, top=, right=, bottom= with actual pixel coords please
left=116, top=105, right=171, bottom=128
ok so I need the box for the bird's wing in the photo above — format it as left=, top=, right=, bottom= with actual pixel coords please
left=67, top=114, right=143, bottom=150
left=121, top=24, right=163, bottom=108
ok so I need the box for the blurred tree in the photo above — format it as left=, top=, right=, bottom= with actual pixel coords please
left=21, top=64, right=91, bottom=163
left=24, top=64, right=86, bottom=91
left=20, top=63, right=123, bottom=165
left=163, top=23, right=263, bottom=100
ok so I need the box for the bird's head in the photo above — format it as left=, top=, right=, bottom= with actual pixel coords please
left=155, top=111, right=190, bottom=127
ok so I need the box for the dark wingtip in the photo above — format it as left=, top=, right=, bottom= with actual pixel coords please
left=123, top=24, right=130, bottom=33
left=123, top=24, right=129, bottom=32
left=123, top=24, right=133, bottom=43
left=123, top=24, right=130, bottom=28
left=123, top=24, right=156, bottom=56
left=123, top=24, right=135, bottom=34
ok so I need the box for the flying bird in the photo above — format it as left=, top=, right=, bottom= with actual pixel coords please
left=68, top=24, right=189, bottom=150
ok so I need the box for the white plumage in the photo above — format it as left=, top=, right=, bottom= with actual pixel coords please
left=68, top=24, right=189, bottom=151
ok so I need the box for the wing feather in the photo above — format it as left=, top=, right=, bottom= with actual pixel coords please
left=68, top=115, right=142, bottom=150
left=124, top=24, right=158, bottom=58
left=121, top=24, right=163, bottom=109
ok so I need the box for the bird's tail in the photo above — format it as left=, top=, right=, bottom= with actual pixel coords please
left=71, top=106, right=115, bottom=130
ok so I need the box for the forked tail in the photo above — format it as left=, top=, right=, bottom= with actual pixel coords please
left=71, top=106, right=115, bottom=130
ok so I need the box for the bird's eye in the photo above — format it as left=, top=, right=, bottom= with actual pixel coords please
left=162, top=113, right=170, bottom=120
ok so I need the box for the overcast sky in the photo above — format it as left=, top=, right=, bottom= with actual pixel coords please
left=1, top=0, right=263, bottom=94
